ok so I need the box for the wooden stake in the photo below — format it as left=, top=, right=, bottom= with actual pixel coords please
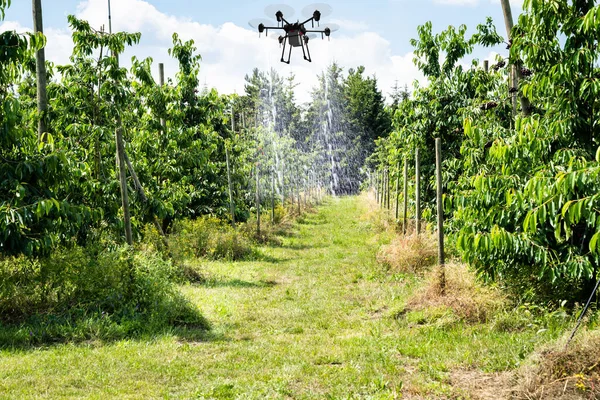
left=271, top=169, right=275, bottom=224
left=403, top=157, right=408, bottom=235
left=435, top=138, right=446, bottom=294
left=415, top=148, right=421, bottom=235
left=500, top=0, right=531, bottom=116
left=256, top=167, right=261, bottom=236
left=32, top=0, right=48, bottom=143
left=115, top=117, right=133, bottom=245
left=124, top=151, right=169, bottom=250
left=158, top=63, right=166, bottom=132
left=395, top=161, right=400, bottom=220
left=225, top=144, right=235, bottom=228
left=375, top=172, right=379, bottom=204
left=386, top=168, right=391, bottom=210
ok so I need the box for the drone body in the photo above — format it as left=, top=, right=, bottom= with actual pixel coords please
left=249, top=3, right=339, bottom=64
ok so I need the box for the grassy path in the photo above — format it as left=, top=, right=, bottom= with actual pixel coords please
left=0, top=197, right=547, bottom=399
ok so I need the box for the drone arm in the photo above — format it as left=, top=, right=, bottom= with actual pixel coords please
left=300, top=16, right=315, bottom=26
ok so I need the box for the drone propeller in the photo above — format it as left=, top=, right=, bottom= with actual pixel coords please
left=301, top=3, right=333, bottom=21
left=322, top=23, right=339, bottom=33
left=264, top=4, right=295, bottom=23
left=248, top=18, right=276, bottom=34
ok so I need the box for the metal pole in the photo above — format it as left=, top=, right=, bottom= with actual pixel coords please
left=436, top=138, right=445, bottom=294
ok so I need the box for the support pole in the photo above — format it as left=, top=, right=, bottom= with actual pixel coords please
left=32, top=0, right=48, bottom=142
left=115, top=119, right=133, bottom=245
left=158, top=63, right=166, bottom=132
left=403, top=157, right=408, bottom=235
left=226, top=145, right=235, bottom=228
left=500, top=0, right=531, bottom=116
left=271, top=169, right=276, bottom=224
left=386, top=168, right=391, bottom=210
left=395, top=161, right=400, bottom=220
left=415, top=148, right=421, bottom=235
left=256, top=166, right=261, bottom=236
left=435, top=138, right=445, bottom=294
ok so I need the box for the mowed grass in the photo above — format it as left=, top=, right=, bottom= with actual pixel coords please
left=0, top=197, right=564, bottom=399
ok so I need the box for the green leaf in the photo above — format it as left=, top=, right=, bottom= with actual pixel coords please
left=590, top=232, right=600, bottom=254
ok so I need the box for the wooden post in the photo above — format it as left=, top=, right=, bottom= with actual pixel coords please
left=375, top=172, right=379, bottom=204
left=382, top=169, right=387, bottom=209
left=500, top=0, right=531, bottom=116
left=403, top=156, right=408, bottom=235
left=226, top=144, right=235, bottom=228
left=115, top=118, right=133, bottom=245
left=296, top=175, right=301, bottom=214
left=435, top=138, right=446, bottom=294
left=256, top=166, right=261, bottom=236
left=484, top=60, right=489, bottom=73
left=395, top=161, right=400, bottom=220
left=415, top=148, right=421, bottom=235
left=124, top=152, right=169, bottom=250
left=158, top=63, right=166, bottom=132
left=386, top=168, right=391, bottom=210
left=32, top=0, right=48, bottom=142
left=379, top=170, right=384, bottom=207
left=271, top=169, right=275, bottom=224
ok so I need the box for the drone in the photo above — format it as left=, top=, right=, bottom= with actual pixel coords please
left=249, top=3, right=339, bottom=64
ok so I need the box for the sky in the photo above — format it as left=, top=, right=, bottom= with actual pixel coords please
left=1, top=0, right=524, bottom=104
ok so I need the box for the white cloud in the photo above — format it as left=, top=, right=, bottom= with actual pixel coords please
left=432, top=0, right=524, bottom=8
left=0, top=21, right=73, bottom=66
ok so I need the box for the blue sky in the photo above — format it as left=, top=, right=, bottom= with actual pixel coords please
left=2, top=0, right=523, bottom=102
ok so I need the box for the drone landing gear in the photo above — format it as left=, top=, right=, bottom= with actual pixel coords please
left=280, top=35, right=292, bottom=64
left=301, top=39, right=312, bottom=63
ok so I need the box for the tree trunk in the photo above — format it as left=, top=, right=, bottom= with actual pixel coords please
left=32, top=0, right=48, bottom=142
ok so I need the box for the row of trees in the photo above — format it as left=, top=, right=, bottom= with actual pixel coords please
left=0, top=1, right=392, bottom=258
left=372, top=0, right=600, bottom=303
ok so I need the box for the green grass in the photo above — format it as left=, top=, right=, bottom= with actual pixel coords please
left=0, top=197, right=572, bottom=398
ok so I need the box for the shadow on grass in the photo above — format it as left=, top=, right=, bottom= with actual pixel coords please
left=296, top=215, right=328, bottom=226
left=282, top=242, right=327, bottom=251
left=200, top=277, right=279, bottom=289
left=0, top=301, right=218, bottom=351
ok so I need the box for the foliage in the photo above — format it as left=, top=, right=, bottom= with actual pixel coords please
left=171, top=217, right=254, bottom=262
left=372, top=2, right=600, bottom=303
left=0, top=244, right=206, bottom=345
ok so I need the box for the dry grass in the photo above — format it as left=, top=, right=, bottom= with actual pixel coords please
left=512, top=329, right=600, bottom=399
left=360, top=191, right=394, bottom=233
left=377, top=233, right=438, bottom=274
left=406, top=262, right=506, bottom=323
